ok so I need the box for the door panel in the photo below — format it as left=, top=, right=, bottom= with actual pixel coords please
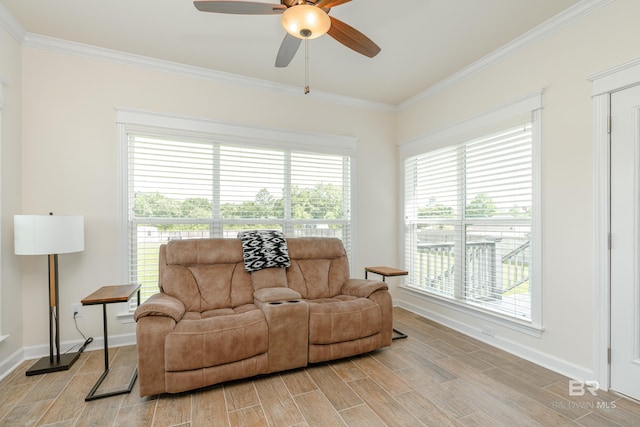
left=610, top=84, right=640, bottom=400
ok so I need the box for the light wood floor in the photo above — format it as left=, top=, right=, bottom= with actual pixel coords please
left=2, top=307, right=640, bottom=426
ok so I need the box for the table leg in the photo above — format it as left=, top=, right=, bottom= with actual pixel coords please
left=85, top=303, right=138, bottom=401
left=103, top=303, right=109, bottom=370
left=365, top=270, right=408, bottom=340
left=392, top=329, right=408, bottom=339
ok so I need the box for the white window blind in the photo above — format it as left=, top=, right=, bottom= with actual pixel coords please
left=404, top=119, right=535, bottom=323
left=127, top=133, right=352, bottom=302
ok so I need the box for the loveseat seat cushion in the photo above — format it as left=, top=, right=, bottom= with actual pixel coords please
left=307, top=296, right=382, bottom=345
left=164, top=304, right=268, bottom=372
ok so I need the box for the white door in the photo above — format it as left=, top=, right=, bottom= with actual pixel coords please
left=610, top=84, right=640, bottom=400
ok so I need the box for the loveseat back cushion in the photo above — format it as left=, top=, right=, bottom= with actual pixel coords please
left=286, top=238, right=350, bottom=299
left=164, top=238, right=243, bottom=265
left=250, top=267, right=287, bottom=290
left=159, top=239, right=253, bottom=311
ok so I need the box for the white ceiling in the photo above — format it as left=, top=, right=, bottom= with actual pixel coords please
left=1, top=0, right=581, bottom=106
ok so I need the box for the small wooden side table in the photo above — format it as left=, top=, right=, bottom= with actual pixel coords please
left=365, top=266, right=409, bottom=282
left=81, top=284, right=140, bottom=401
left=365, top=266, right=408, bottom=340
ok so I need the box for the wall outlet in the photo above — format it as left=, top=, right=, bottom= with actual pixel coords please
left=71, top=303, right=83, bottom=318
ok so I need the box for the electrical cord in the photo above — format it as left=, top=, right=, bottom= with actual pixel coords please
left=63, top=311, right=93, bottom=354
left=74, top=311, right=87, bottom=341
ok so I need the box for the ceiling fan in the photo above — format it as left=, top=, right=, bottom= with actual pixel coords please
left=193, top=0, right=381, bottom=68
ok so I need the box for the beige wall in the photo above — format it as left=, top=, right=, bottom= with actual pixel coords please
left=0, top=22, right=23, bottom=367
left=19, top=48, right=397, bottom=350
left=5, top=0, right=640, bottom=384
left=396, top=0, right=640, bottom=379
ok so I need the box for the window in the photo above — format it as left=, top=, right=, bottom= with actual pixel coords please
left=401, top=92, right=542, bottom=331
left=118, top=110, right=355, bottom=302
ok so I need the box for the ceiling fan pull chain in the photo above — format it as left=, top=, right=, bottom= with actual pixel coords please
left=304, top=37, right=310, bottom=94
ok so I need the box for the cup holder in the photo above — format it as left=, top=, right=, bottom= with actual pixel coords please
left=268, top=300, right=302, bottom=305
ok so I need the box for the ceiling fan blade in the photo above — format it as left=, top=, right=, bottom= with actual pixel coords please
left=194, top=1, right=286, bottom=14
left=275, top=34, right=302, bottom=67
left=315, top=0, right=351, bottom=9
left=327, top=16, right=381, bottom=58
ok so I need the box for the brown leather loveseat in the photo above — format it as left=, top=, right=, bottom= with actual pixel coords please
left=133, top=237, right=393, bottom=397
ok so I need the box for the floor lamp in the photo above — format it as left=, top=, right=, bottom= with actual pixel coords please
left=14, top=213, right=85, bottom=376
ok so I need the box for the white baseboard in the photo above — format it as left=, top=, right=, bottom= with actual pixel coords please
left=2, top=332, right=137, bottom=381
left=22, top=332, right=137, bottom=360
left=0, top=347, right=25, bottom=383
left=395, top=300, right=595, bottom=383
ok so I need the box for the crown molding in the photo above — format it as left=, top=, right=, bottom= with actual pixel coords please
left=0, top=2, right=393, bottom=112
left=20, top=33, right=395, bottom=113
left=2, top=0, right=612, bottom=112
left=0, top=2, right=26, bottom=43
left=398, top=0, right=614, bottom=111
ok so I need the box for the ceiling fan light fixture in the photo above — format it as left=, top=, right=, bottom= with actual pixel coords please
left=281, top=5, right=331, bottom=39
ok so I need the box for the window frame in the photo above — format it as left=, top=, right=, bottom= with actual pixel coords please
left=399, top=91, right=543, bottom=336
left=0, top=82, right=5, bottom=341
left=116, top=108, right=358, bottom=308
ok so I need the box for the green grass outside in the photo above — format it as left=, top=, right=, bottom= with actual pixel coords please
left=137, top=241, right=162, bottom=302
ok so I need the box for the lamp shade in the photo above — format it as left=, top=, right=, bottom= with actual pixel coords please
left=281, top=5, right=331, bottom=39
left=14, top=215, right=85, bottom=255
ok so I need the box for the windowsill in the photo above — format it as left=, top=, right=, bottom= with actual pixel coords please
left=0, top=334, right=9, bottom=343
left=116, top=312, right=135, bottom=324
left=399, top=285, right=544, bottom=338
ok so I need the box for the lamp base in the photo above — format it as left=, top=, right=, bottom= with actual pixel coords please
left=25, top=352, right=81, bottom=376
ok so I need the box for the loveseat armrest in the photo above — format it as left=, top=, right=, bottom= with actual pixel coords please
left=254, top=287, right=302, bottom=303
left=341, top=278, right=388, bottom=298
left=134, top=292, right=186, bottom=323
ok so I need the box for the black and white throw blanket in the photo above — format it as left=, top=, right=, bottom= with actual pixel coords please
left=238, top=230, right=290, bottom=272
